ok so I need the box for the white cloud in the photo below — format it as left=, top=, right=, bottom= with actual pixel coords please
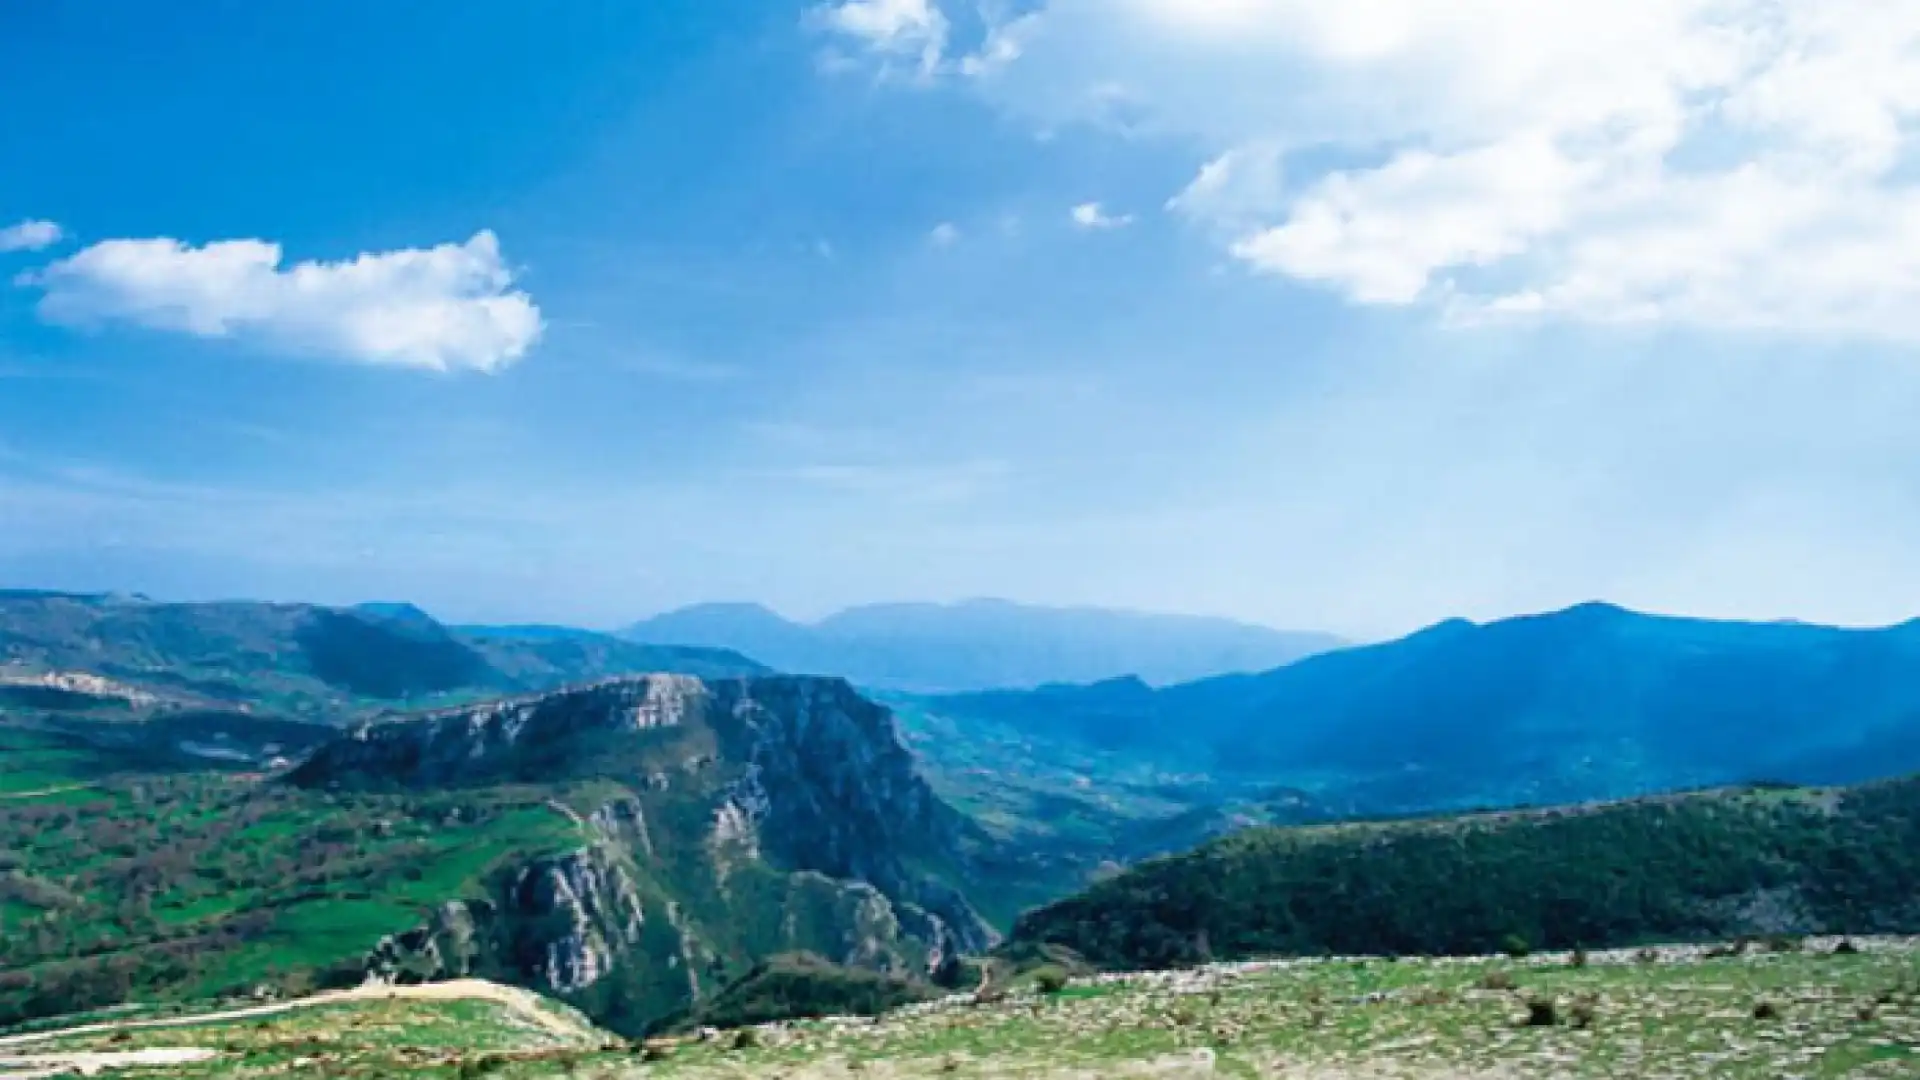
left=22, top=230, right=542, bottom=372
left=1070, top=202, right=1134, bottom=230
left=930, top=0, right=1920, bottom=341
left=929, top=221, right=963, bottom=246
left=812, top=0, right=949, bottom=75
left=0, top=220, right=62, bottom=253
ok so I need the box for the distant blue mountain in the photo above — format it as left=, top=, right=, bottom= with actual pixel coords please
left=621, top=599, right=1343, bottom=692
left=921, top=602, right=1920, bottom=812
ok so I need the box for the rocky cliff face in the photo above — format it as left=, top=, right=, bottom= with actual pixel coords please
left=295, top=674, right=995, bottom=1034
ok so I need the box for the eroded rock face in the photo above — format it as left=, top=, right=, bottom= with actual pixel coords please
left=508, top=848, right=648, bottom=993
left=303, top=674, right=996, bottom=1033
left=703, top=678, right=998, bottom=957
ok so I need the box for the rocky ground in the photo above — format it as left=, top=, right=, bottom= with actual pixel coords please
left=6, top=937, right=1917, bottom=1078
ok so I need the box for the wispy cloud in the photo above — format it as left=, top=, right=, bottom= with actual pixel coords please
left=809, top=0, right=949, bottom=77
left=19, top=230, right=542, bottom=372
left=0, top=220, right=63, bottom=253
left=928, top=221, right=962, bottom=246
left=1070, top=202, right=1134, bottom=230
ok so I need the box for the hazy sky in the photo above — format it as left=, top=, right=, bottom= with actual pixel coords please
left=3, top=1, right=1919, bottom=640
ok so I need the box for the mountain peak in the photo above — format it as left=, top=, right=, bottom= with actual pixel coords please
left=628, top=602, right=799, bottom=632
left=353, top=601, right=442, bottom=628
left=1556, top=600, right=1635, bottom=620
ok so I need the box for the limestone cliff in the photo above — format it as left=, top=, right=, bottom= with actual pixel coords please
left=294, top=674, right=996, bottom=1034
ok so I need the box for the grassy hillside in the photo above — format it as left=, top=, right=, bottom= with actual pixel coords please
left=0, top=727, right=587, bottom=1027
left=3, top=675, right=995, bottom=1039
left=11, top=940, right=1918, bottom=1078
left=1010, top=776, right=1920, bottom=970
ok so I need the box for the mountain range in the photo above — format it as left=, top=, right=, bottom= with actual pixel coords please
left=617, top=600, right=1343, bottom=692
left=0, top=591, right=765, bottom=725
left=907, top=602, right=1920, bottom=823
left=9, top=588, right=1920, bottom=1037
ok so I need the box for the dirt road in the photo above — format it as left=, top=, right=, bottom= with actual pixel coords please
left=0, top=978, right=597, bottom=1072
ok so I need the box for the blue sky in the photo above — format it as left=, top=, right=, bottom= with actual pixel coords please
left=3, top=0, right=1919, bottom=639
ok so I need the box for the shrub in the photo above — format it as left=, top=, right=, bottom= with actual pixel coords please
left=1569, top=945, right=1589, bottom=969
left=1032, top=965, right=1070, bottom=995
left=1525, top=998, right=1559, bottom=1027
left=1753, top=1001, right=1781, bottom=1021
left=1478, top=970, right=1517, bottom=992
left=1500, top=934, right=1531, bottom=959
left=456, top=1055, right=507, bottom=1078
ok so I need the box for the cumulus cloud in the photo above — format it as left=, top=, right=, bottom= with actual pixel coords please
left=0, top=220, right=63, bottom=253
left=899, top=0, right=1920, bottom=341
left=929, top=221, right=963, bottom=246
left=812, top=0, right=949, bottom=75
left=22, top=230, right=542, bottom=372
left=1070, top=202, right=1134, bottom=230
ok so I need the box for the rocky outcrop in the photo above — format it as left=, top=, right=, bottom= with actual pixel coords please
left=702, top=678, right=998, bottom=956
left=367, top=900, right=489, bottom=983
left=297, top=674, right=997, bottom=1034
left=367, top=842, right=653, bottom=993
left=290, top=675, right=709, bottom=787
left=508, top=848, right=648, bottom=993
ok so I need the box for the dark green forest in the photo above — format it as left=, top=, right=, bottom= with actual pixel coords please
left=1010, top=778, right=1920, bottom=969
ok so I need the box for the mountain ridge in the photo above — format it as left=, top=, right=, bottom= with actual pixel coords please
left=911, top=601, right=1920, bottom=818
left=0, top=591, right=767, bottom=724
left=1008, top=772, right=1920, bottom=969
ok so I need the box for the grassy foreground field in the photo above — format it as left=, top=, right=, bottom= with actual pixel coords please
left=7, top=938, right=1918, bottom=1078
